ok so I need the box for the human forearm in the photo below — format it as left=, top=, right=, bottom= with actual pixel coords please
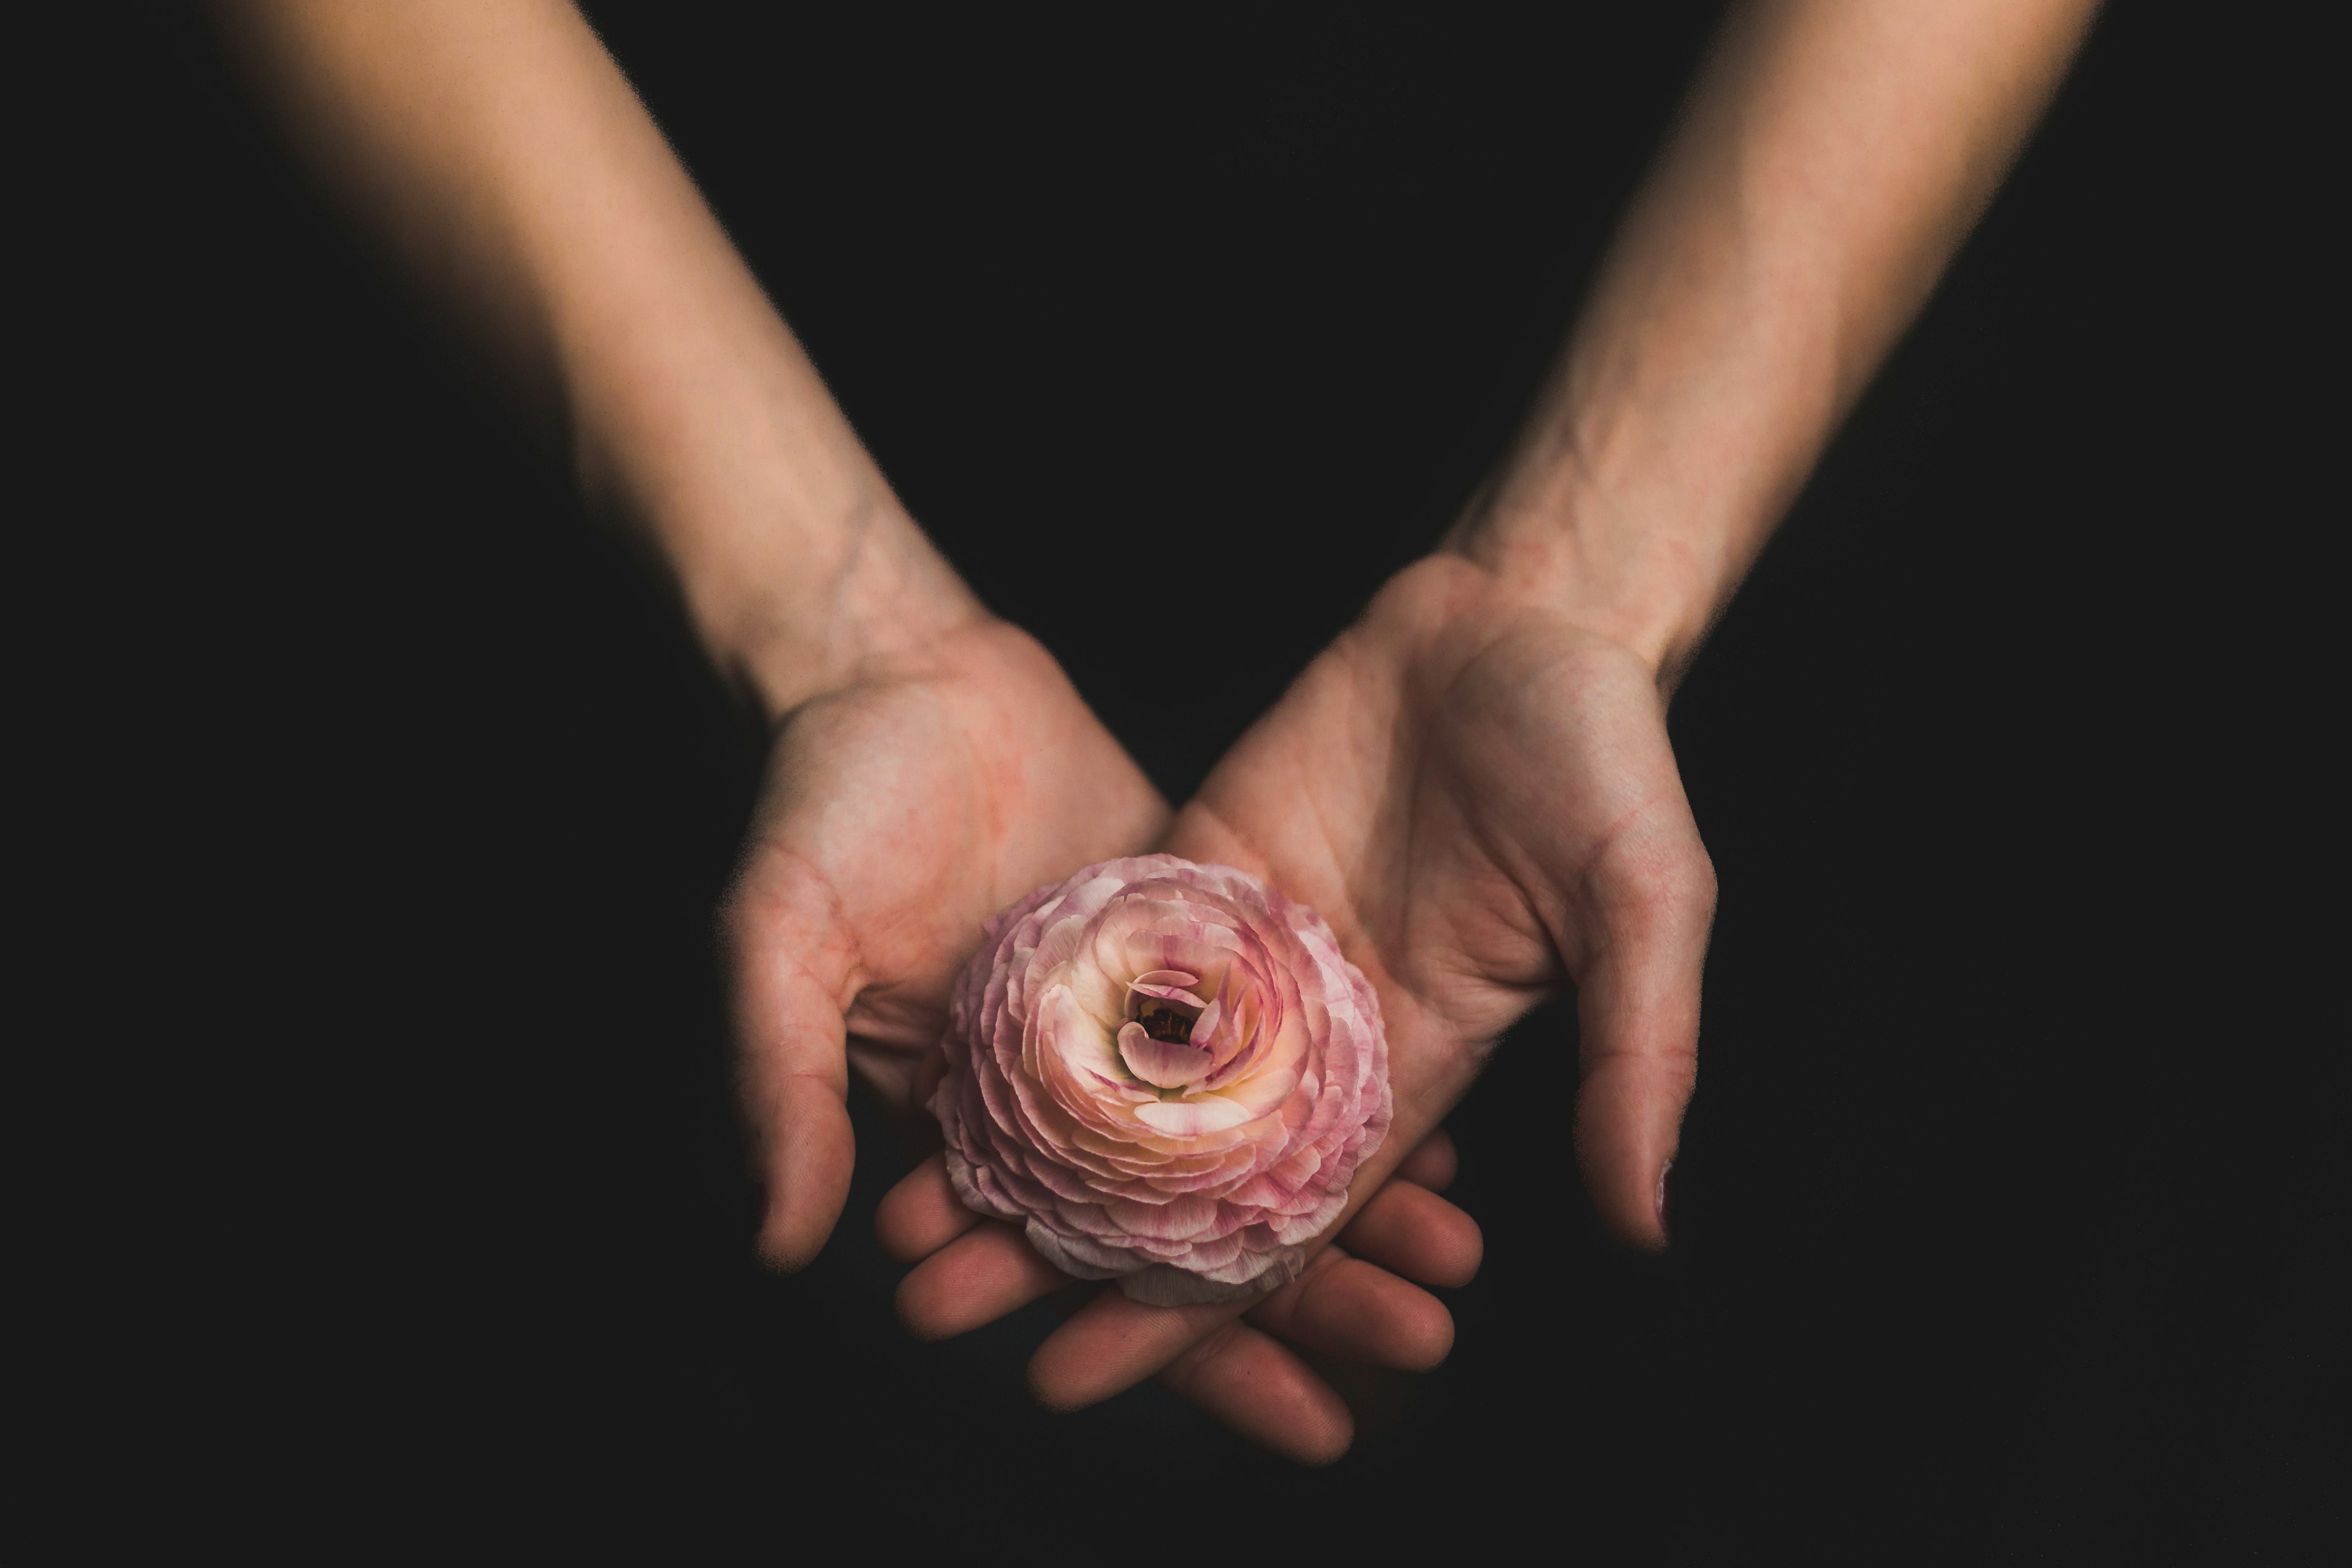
left=217, top=0, right=976, bottom=718
left=1452, top=0, right=2096, bottom=684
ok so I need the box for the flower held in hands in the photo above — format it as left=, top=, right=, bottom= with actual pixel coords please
left=932, top=855, right=1392, bottom=1305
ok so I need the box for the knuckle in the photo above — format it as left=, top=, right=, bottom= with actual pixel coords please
left=1657, top=1047, right=1699, bottom=1098
left=1653, top=843, right=1717, bottom=914
left=1683, top=844, right=1720, bottom=912
left=1612, top=840, right=1717, bottom=933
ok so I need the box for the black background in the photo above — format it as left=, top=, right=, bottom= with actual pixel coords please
left=36, top=4, right=2341, bottom=1555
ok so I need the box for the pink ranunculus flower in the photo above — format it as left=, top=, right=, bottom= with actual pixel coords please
left=931, top=854, right=1392, bottom=1305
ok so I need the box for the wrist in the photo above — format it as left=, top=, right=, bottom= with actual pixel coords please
left=562, top=344, right=985, bottom=723
left=1442, top=480, right=1722, bottom=688
left=1440, top=326, right=1832, bottom=691
left=714, top=494, right=986, bottom=726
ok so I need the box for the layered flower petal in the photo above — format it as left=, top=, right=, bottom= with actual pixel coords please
left=932, top=854, right=1390, bottom=1302
left=1117, top=1022, right=1216, bottom=1088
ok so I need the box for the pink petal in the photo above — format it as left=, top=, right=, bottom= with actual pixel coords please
left=1133, top=1095, right=1255, bottom=1136
left=933, top=852, right=1392, bottom=1304
left=1117, top=1021, right=1215, bottom=1088
left=1127, top=980, right=1208, bottom=1007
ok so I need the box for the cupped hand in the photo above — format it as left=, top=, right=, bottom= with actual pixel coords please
left=726, top=611, right=1484, bottom=1457
left=726, top=615, right=1168, bottom=1266
left=881, top=552, right=1717, bottom=1438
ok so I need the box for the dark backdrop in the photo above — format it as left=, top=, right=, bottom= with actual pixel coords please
left=41, top=4, right=2339, bottom=1556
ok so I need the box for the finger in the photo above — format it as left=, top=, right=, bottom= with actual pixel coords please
left=1394, top=1127, right=1459, bottom=1191
left=1153, top=1321, right=1353, bottom=1465
left=1028, top=1288, right=1251, bottom=1414
left=1245, top=1248, right=1454, bottom=1369
left=1570, top=831, right=1715, bottom=1251
left=1024, top=1093, right=1457, bottom=1409
left=1337, top=1179, right=1483, bottom=1288
left=895, top=1221, right=1069, bottom=1341
left=727, top=864, right=859, bottom=1271
left=1004, top=1128, right=1451, bottom=1405
left=1028, top=1244, right=1448, bottom=1409
left=874, top=1152, right=980, bottom=1264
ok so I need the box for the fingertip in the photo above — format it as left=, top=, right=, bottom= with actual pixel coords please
left=874, top=1152, right=976, bottom=1264
left=898, top=1224, right=1068, bottom=1342
left=1024, top=1352, right=1089, bottom=1416
left=1585, top=1155, right=1671, bottom=1252
left=756, top=1178, right=845, bottom=1272
left=1411, top=1307, right=1456, bottom=1371
left=1577, top=1142, right=1671, bottom=1253
left=756, top=1095, right=857, bottom=1270
left=1396, top=1128, right=1459, bottom=1191
left=1294, top=1403, right=1356, bottom=1468
left=1025, top=1328, right=1127, bottom=1415
left=1434, top=1211, right=1484, bottom=1290
left=1028, top=1293, right=1237, bottom=1414
left=1377, top=1278, right=1455, bottom=1371
left=1340, top=1182, right=1483, bottom=1289
left=756, top=1210, right=830, bottom=1273
left=892, top=1267, right=949, bottom=1342
left=1257, top=1255, right=1455, bottom=1371
left=1574, top=1055, right=1687, bottom=1253
left=1025, top=1329, right=1131, bottom=1415
left=1149, top=1323, right=1356, bottom=1466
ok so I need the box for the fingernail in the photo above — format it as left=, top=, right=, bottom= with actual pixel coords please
left=1656, top=1159, right=1675, bottom=1245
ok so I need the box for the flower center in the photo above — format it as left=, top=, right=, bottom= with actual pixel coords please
left=1123, top=969, right=1208, bottom=1055
left=1134, top=999, right=1196, bottom=1045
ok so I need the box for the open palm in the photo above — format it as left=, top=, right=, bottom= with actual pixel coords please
left=1176, top=554, right=1716, bottom=1246
left=890, top=554, right=1719, bottom=1425
left=726, top=617, right=1169, bottom=1266
left=731, top=613, right=1484, bottom=1459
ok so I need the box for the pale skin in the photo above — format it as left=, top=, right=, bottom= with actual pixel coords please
left=224, top=0, right=2096, bottom=1463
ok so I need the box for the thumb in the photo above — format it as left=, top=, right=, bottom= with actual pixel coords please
left=1569, top=827, right=1716, bottom=1251
left=726, top=863, right=858, bottom=1270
